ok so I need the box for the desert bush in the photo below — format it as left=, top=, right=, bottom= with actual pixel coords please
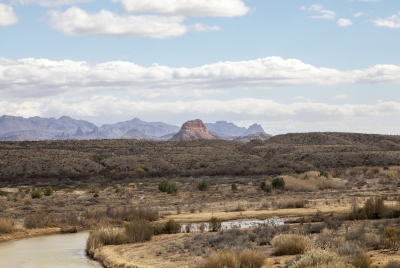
left=158, top=179, right=178, bottom=194
left=209, top=217, right=222, bottom=232
left=337, top=241, right=364, bottom=256
left=231, top=183, right=238, bottom=191
left=238, top=249, right=265, bottom=268
left=279, top=198, right=307, bottom=209
left=134, top=168, right=145, bottom=174
left=382, top=226, right=400, bottom=250
left=287, top=249, right=351, bottom=268
left=352, top=254, right=372, bottom=268
left=271, top=234, right=311, bottom=255
left=198, top=179, right=210, bottom=191
left=160, top=219, right=181, bottom=234
left=272, top=177, right=285, bottom=189
left=0, top=218, right=13, bottom=234
left=201, top=250, right=239, bottom=268
left=385, top=260, right=400, bottom=268
left=44, top=186, right=53, bottom=196
left=24, top=211, right=57, bottom=229
left=308, top=222, right=326, bottom=234
left=348, top=196, right=390, bottom=220
left=31, top=189, right=42, bottom=199
left=260, top=181, right=272, bottom=193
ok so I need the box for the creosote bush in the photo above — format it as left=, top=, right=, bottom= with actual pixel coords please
left=260, top=181, right=272, bottom=193
left=352, top=254, right=372, bottom=268
left=158, top=179, right=178, bottom=194
left=44, top=186, right=53, bottom=196
left=272, top=177, right=285, bottom=190
left=231, top=183, right=238, bottom=191
left=271, top=234, right=311, bottom=255
left=0, top=218, right=13, bottom=234
left=31, top=189, right=42, bottom=199
left=198, top=179, right=210, bottom=191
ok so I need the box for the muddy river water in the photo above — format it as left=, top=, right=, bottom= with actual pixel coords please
left=0, top=231, right=102, bottom=268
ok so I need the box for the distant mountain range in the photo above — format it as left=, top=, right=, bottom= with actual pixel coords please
left=0, top=115, right=271, bottom=142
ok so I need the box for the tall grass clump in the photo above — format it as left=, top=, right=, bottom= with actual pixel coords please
left=287, top=249, right=352, bottom=268
left=198, top=179, right=210, bottom=191
left=82, top=206, right=159, bottom=222
left=271, top=234, right=311, bottom=255
left=24, top=211, right=57, bottom=229
left=209, top=217, right=222, bottom=232
left=86, top=220, right=154, bottom=257
left=201, top=249, right=265, bottom=268
left=0, top=218, right=13, bottom=234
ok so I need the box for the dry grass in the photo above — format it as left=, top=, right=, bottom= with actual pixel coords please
left=287, top=249, right=352, bottom=268
left=238, top=249, right=265, bottom=268
left=0, top=218, right=13, bottom=234
left=82, top=206, right=159, bottom=222
left=283, top=175, right=344, bottom=192
left=201, top=249, right=265, bottom=268
left=278, top=198, right=308, bottom=209
left=271, top=234, right=311, bottom=255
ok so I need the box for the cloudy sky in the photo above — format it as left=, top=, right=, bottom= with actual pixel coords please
left=1, top=0, right=400, bottom=134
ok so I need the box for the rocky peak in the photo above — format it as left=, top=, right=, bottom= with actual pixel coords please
left=181, top=119, right=208, bottom=133
left=75, top=126, right=84, bottom=136
left=242, top=124, right=265, bottom=136
left=169, top=119, right=216, bottom=141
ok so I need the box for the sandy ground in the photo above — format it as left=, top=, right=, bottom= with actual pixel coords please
left=0, top=227, right=61, bottom=243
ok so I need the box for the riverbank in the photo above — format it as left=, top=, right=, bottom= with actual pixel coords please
left=0, top=227, right=61, bottom=243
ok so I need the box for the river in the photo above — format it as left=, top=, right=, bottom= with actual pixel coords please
left=0, top=231, right=102, bottom=268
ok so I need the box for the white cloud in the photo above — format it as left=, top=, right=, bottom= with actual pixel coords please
left=0, top=4, right=18, bottom=27
left=2, top=97, right=400, bottom=124
left=358, top=0, right=379, bottom=2
left=112, top=0, right=250, bottom=17
left=374, top=12, right=400, bottom=29
left=192, top=23, right=220, bottom=32
left=10, top=0, right=93, bottom=7
left=354, top=12, right=365, bottom=18
left=301, top=4, right=336, bottom=20
left=47, top=7, right=187, bottom=38
left=337, top=18, right=353, bottom=27
left=292, top=96, right=317, bottom=102
left=333, top=94, right=351, bottom=100
left=1, top=56, right=400, bottom=98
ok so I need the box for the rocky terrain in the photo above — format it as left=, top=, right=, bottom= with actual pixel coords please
left=1, top=132, right=400, bottom=181
left=0, top=115, right=269, bottom=142
left=169, top=119, right=217, bottom=141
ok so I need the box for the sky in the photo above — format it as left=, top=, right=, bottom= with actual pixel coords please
left=1, top=0, right=400, bottom=134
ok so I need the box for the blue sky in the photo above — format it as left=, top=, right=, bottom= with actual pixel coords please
left=1, top=0, right=400, bottom=134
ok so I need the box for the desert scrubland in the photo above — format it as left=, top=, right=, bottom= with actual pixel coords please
left=1, top=133, right=400, bottom=267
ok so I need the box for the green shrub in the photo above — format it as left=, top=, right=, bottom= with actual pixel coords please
left=209, top=217, right=222, bottom=232
left=158, top=179, right=178, bottom=194
left=198, top=179, right=210, bottom=191
left=134, top=168, right=146, bottom=174
left=352, top=254, right=372, bottom=268
left=44, top=186, right=53, bottom=196
left=31, top=190, right=42, bottom=199
left=272, top=177, right=285, bottom=189
left=231, top=183, right=238, bottom=191
left=261, top=181, right=272, bottom=192
left=288, top=171, right=298, bottom=178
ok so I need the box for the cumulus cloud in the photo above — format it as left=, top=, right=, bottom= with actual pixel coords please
left=337, top=18, right=353, bottom=27
left=10, top=0, right=93, bottom=7
left=333, top=94, right=351, bottom=100
left=48, top=6, right=187, bottom=38
left=374, top=12, right=400, bottom=29
left=2, top=97, right=400, bottom=124
left=1, top=56, right=400, bottom=98
left=354, top=12, right=365, bottom=18
left=191, top=23, right=220, bottom=32
left=112, top=0, right=250, bottom=17
left=0, top=4, right=18, bottom=26
left=301, top=4, right=336, bottom=20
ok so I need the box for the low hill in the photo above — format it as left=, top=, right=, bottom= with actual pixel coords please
left=1, top=132, right=400, bottom=181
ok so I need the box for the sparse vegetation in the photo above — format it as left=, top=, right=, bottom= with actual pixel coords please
left=158, top=179, right=178, bottom=194
left=198, top=179, right=210, bottom=191
left=201, top=249, right=265, bottom=268
left=0, top=218, right=13, bottom=234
